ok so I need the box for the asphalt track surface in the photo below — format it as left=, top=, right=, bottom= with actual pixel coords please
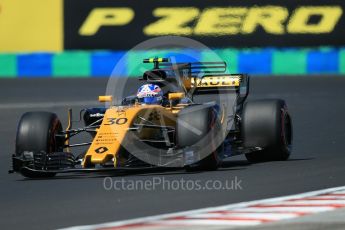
left=1, top=76, right=345, bottom=229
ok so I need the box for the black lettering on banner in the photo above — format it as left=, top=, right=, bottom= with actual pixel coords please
left=64, top=0, right=345, bottom=49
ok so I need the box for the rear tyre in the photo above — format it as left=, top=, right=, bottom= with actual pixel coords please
left=242, top=99, right=292, bottom=163
left=177, top=105, right=223, bottom=171
left=15, top=112, right=63, bottom=177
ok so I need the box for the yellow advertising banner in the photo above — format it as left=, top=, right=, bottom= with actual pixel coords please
left=0, top=0, right=62, bottom=52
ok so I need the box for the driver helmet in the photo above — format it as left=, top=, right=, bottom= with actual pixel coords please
left=136, top=84, right=163, bottom=105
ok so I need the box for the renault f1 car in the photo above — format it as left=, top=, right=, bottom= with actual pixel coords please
left=9, top=58, right=292, bottom=178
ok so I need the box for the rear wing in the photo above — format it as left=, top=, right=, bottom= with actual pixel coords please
left=141, top=58, right=249, bottom=102
left=141, top=58, right=227, bottom=81
left=190, top=74, right=249, bottom=104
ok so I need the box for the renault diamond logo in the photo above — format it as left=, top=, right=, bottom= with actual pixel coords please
left=95, top=146, right=108, bottom=154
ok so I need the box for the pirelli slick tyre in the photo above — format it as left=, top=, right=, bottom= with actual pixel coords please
left=242, top=99, right=292, bottom=163
left=15, top=112, right=64, bottom=177
left=177, top=104, right=223, bottom=171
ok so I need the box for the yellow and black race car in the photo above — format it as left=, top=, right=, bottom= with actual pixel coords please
left=10, top=58, right=292, bottom=178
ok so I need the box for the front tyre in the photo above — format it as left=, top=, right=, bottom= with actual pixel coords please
left=177, top=105, right=223, bottom=171
left=15, top=112, right=63, bottom=177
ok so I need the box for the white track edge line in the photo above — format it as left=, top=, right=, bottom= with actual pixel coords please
left=59, top=185, right=345, bottom=230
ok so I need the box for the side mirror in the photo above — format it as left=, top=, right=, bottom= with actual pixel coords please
left=168, top=92, right=185, bottom=101
left=98, top=95, right=113, bottom=102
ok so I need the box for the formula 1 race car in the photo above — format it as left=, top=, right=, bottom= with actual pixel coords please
left=9, top=58, right=292, bottom=178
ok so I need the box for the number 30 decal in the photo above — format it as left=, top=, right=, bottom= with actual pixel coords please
left=104, top=118, right=128, bottom=125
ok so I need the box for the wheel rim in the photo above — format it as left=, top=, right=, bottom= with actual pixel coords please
left=282, top=111, right=292, bottom=152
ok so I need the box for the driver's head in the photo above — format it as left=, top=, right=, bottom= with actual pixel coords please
left=137, top=84, right=163, bottom=105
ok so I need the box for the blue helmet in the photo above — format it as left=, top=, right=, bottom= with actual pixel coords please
left=137, top=84, right=163, bottom=105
